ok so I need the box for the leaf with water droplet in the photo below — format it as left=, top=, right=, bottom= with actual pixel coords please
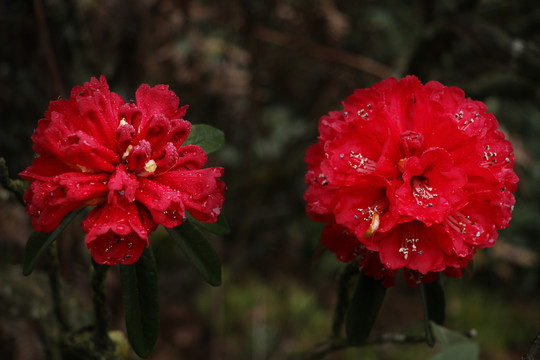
left=184, top=124, right=225, bottom=154
left=166, top=219, right=221, bottom=286
left=120, top=246, right=159, bottom=358
left=23, top=208, right=84, bottom=276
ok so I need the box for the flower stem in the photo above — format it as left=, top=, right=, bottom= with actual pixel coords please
left=91, top=260, right=113, bottom=354
left=46, top=243, right=70, bottom=333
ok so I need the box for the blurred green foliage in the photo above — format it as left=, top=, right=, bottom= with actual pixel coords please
left=1, top=0, right=540, bottom=359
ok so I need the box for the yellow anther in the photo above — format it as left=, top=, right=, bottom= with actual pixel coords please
left=122, top=145, right=133, bottom=160
left=143, top=160, right=157, bottom=174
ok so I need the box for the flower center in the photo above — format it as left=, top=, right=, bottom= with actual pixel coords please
left=400, top=131, right=424, bottom=157
left=411, top=176, right=438, bottom=206
left=356, top=198, right=389, bottom=238
left=347, top=151, right=377, bottom=173
left=399, top=223, right=421, bottom=260
left=445, top=212, right=481, bottom=237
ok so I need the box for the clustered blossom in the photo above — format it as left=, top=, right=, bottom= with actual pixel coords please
left=20, top=76, right=225, bottom=265
left=304, top=76, right=518, bottom=287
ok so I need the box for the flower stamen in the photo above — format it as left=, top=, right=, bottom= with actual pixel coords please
left=138, top=160, right=157, bottom=177
left=362, top=211, right=380, bottom=238
left=348, top=151, right=376, bottom=173
left=122, top=145, right=133, bottom=161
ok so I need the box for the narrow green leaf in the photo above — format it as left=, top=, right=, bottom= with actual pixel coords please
left=166, top=220, right=222, bottom=286
left=119, top=247, right=159, bottom=358
left=187, top=212, right=230, bottom=236
left=420, top=277, right=446, bottom=347
left=423, top=277, right=446, bottom=325
left=346, top=274, right=387, bottom=345
left=23, top=209, right=83, bottom=276
left=184, top=124, right=225, bottom=154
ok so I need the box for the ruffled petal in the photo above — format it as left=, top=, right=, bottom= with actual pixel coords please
left=82, top=201, right=156, bottom=265
left=21, top=171, right=108, bottom=233
left=136, top=177, right=186, bottom=228
left=154, top=168, right=226, bottom=222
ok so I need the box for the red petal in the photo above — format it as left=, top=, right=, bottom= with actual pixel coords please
left=82, top=201, right=155, bottom=265
left=107, top=164, right=139, bottom=203
left=154, top=168, right=225, bottom=223
left=136, top=84, right=182, bottom=121
left=88, top=231, right=146, bottom=265
left=321, top=221, right=361, bottom=262
left=19, top=156, right=73, bottom=182
left=21, top=171, right=108, bottom=233
left=397, top=148, right=467, bottom=225
left=378, top=222, right=448, bottom=274
left=136, top=177, right=186, bottom=228
left=170, top=145, right=207, bottom=171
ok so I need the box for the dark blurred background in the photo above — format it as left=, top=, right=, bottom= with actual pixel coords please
left=1, top=0, right=540, bottom=359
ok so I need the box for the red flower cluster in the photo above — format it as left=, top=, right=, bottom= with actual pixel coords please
left=304, top=76, right=518, bottom=287
left=20, top=76, right=225, bottom=265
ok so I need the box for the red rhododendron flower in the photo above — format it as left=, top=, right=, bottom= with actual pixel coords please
left=304, top=75, right=518, bottom=287
left=20, top=76, right=225, bottom=265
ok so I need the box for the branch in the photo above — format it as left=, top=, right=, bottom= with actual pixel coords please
left=91, top=260, right=113, bottom=355
left=521, top=332, right=540, bottom=360
left=46, top=243, right=70, bottom=333
left=254, top=26, right=394, bottom=79
left=0, top=157, right=28, bottom=204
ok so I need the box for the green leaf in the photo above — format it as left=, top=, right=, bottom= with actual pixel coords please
left=429, top=322, right=479, bottom=360
left=184, top=124, right=225, bottom=154
left=187, top=212, right=230, bottom=236
left=346, top=274, right=387, bottom=345
left=420, top=277, right=446, bottom=347
left=430, top=321, right=471, bottom=347
left=119, top=247, right=160, bottom=358
left=166, top=220, right=222, bottom=286
left=22, top=209, right=83, bottom=276
left=428, top=342, right=480, bottom=360
left=423, top=277, right=446, bottom=325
